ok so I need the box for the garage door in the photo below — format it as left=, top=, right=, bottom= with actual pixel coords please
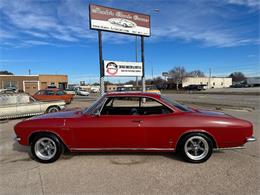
left=24, top=81, right=39, bottom=95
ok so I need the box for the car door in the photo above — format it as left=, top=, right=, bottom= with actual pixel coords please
left=71, top=96, right=146, bottom=149
left=55, top=90, right=68, bottom=102
left=139, top=97, right=177, bottom=150
left=16, top=97, right=41, bottom=115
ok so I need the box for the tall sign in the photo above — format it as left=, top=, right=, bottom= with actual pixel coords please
left=89, top=4, right=150, bottom=95
left=89, top=4, right=151, bottom=37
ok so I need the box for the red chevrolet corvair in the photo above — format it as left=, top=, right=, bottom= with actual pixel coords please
left=14, top=92, right=256, bottom=163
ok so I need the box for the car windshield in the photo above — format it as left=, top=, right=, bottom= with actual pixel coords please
left=84, top=96, right=105, bottom=114
left=160, top=95, right=192, bottom=112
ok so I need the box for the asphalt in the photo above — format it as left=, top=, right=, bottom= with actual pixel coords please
left=0, top=94, right=259, bottom=194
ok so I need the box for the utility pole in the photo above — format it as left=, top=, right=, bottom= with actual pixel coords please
left=208, top=68, right=212, bottom=89
left=141, top=36, right=145, bottom=92
left=98, top=30, right=104, bottom=96
left=135, top=36, right=138, bottom=87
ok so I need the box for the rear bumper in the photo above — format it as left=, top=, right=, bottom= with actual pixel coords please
left=246, top=136, right=256, bottom=142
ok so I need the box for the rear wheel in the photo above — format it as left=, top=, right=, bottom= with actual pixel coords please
left=178, top=133, right=213, bottom=163
left=31, top=134, right=63, bottom=163
left=47, top=106, right=60, bottom=113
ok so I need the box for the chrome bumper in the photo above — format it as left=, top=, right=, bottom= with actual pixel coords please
left=246, top=136, right=256, bottom=142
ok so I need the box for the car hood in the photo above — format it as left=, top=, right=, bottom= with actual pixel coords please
left=27, top=108, right=83, bottom=120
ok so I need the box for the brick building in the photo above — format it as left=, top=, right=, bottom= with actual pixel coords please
left=0, top=74, right=68, bottom=95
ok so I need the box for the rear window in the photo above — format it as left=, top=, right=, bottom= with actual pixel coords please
left=160, top=95, right=192, bottom=112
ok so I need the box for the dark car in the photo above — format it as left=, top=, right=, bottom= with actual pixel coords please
left=184, top=85, right=206, bottom=91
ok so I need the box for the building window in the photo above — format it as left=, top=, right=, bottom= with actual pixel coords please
left=3, top=81, right=17, bottom=89
left=221, top=82, right=223, bottom=85
left=51, top=82, right=55, bottom=85
left=213, top=82, right=215, bottom=86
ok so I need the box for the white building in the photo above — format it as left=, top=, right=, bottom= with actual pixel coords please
left=182, top=77, right=232, bottom=88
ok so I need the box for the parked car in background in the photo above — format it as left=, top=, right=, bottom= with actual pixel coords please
left=14, top=92, right=255, bottom=163
left=145, top=85, right=161, bottom=94
left=184, top=84, right=206, bottom=91
left=33, top=89, right=73, bottom=104
left=0, top=88, right=17, bottom=94
left=91, top=86, right=100, bottom=93
left=76, top=88, right=90, bottom=96
left=0, top=93, right=65, bottom=119
left=64, top=88, right=76, bottom=95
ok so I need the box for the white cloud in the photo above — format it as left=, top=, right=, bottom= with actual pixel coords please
left=226, top=0, right=260, bottom=9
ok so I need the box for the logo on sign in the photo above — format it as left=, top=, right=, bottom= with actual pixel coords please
left=106, top=62, right=118, bottom=75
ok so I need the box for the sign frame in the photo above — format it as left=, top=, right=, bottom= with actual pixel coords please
left=89, top=4, right=151, bottom=37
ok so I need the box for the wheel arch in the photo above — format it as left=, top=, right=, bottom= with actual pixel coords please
left=28, top=130, right=70, bottom=151
left=46, top=105, right=60, bottom=113
left=175, top=130, right=218, bottom=150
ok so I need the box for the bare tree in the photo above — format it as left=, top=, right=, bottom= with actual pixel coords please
left=0, top=70, right=13, bottom=75
left=228, top=72, right=246, bottom=82
left=188, top=70, right=205, bottom=77
left=168, top=66, right=186, bottom=90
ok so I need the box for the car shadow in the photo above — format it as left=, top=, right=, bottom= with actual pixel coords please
left=62, top=151, right=187, bottom=163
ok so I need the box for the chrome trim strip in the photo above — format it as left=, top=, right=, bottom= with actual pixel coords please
left=246, top=136, right=256, bottom=142
left=214, top=146, right=245, bottom=150
left=70, top=148, right=175, bottom=151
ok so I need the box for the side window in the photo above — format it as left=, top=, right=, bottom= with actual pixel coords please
left=140, top=97, right=172, bottom=115
left=56, top=90, right=65, bottom=95
left=46, top=90, right=55, bottom=95
left=101, top=97, right=139, bottom=115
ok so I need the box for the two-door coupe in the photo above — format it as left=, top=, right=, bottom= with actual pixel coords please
left=14, top=92, right=256, bottom=163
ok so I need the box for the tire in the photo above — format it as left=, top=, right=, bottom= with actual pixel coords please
left=31, top=134, right=63, bottom=163
left=178, top=133, right=213, bottom=163
left=47, top=106, right=60, bottom=113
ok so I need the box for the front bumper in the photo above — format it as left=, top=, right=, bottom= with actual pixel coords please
left=246, top=136, right=256, bottom=142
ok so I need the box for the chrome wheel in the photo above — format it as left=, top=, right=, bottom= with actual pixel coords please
left=184, top=136, right=209, bottom=161
left=48, top=107, right=59, bottom=113
left=34, top=137, right=57, bottom=160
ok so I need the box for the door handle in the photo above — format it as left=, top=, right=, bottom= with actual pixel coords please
left=131, top=120, right=143, bottom=123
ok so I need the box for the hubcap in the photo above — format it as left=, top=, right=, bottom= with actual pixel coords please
left=34, top=138, right=57, bottom=160
left=49, top=107, right=58, bottom=113
left=184, top=136, right=209, bottom=161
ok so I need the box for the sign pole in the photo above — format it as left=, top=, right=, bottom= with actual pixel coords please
left=98, top=30, right=105, bottom=95
left=141, top=36, right=145, bottom=92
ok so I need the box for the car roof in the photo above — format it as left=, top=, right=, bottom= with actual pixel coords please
left=106, top=92, right=161, bottom=99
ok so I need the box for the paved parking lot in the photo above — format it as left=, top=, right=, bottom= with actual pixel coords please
left=0, top=94, right=259, bottom=194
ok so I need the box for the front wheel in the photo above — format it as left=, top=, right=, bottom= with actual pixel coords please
left=31, top=134, right=63, bottom=163
left=178, top=133, right=213, bottom=163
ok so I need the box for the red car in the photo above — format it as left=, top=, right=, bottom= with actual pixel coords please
left=14, top=92, right=256, bottom=163
left=33, top=89, right=73, bottom=104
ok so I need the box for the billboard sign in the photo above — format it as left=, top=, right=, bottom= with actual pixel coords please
left=162, top=72, right=169, bottom=76
left=104, top=61, right=143, bottom=77
left=89, top=4, right=151, bottom=36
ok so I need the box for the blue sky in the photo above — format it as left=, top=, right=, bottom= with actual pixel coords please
left=0, top=0, right=259, bottom=83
